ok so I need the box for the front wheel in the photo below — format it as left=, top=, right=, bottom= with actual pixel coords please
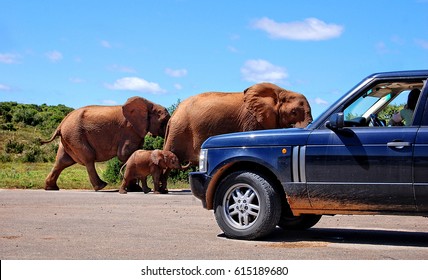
left=214, top=171, right=281, bottom=240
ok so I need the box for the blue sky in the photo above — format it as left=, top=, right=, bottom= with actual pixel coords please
left=1, top=0, right=428, bottom=118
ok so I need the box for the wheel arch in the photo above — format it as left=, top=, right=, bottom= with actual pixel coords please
left=205, top=160, right=286, bottom=210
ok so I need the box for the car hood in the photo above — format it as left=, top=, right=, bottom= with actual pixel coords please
left=201, top=128, right=311, bottom=149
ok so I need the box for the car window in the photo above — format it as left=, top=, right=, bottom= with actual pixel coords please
left=344, top=92, right=385, bottom=121
left=342, top=80, right=424, bottom=127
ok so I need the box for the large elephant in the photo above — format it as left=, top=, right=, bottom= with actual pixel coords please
left=41, top=96, right=170, bottom=191
left=161, top=82, right=312, bottom=190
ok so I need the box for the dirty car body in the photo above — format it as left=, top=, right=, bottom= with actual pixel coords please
left=190, top=70, right=428, bottom=240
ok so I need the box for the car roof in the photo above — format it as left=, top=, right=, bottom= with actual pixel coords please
left=368, top=70, right=428, bottom=79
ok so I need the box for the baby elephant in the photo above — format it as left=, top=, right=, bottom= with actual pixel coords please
left=119, top=149, right=182, bottom=194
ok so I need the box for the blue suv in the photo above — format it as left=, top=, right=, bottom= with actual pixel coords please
left=190, top=70, right=428, bottom=240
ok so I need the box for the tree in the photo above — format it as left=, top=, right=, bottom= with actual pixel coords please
left=167, top=99, right=181, bottom=115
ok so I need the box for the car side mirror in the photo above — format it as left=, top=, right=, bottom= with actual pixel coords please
left=326, top=113, right=344, bottom=130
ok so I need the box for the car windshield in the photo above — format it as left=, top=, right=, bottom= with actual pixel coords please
left=344, top=90, right=389, bottom=121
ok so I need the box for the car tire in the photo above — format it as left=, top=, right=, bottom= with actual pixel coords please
left=214, top=171, right=281, bottom=240
left=278, top=214, right=322, bottom=230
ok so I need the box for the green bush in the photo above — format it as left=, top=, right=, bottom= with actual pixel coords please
left=22, top=145, right=41, bottom=163
left=5, top=139, right=25, bottom=154
left=0, top=153, right=11, bottom=162
left=143, top=135, right=164, bottom=150
left=169, top=166, right=196, bottom=183
left=102, top=157, right=123, bottom=184
left=0, top=102, right=73, bottom=163
left=1, top=123, right=16, bottom=131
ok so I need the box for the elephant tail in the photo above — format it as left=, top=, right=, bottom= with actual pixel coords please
left=40, top=111, right=72, bottom=145
left=162, top=120, right=171, bottom=150
left=40, top=128, right=61, bottom=145
left=119, top=162, right=127, bottom=177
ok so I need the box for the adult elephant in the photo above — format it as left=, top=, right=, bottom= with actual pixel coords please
left=161, top=82, right=312, bottom=190
left=41, top=96, right=170, bottom=191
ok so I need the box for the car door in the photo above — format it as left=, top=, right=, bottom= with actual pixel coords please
left=305, top=126, right=417, bottom=212
left=414, top=127, right=428, bottom=212
left=302, top=78, right=427, bottom=213
left=414, top=91, right=428, bottom=212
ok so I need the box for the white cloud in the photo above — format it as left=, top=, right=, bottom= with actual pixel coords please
left=165, top=68, right=188, bottom=78
left=375, top=41, right=389, bottom=54
left=107, top=77, right=166, bottom=94
left=252, top=17, right=344, bottom=41
left=45, top=50, right=63, bottom=62
left=0, top=53, right=21, bottom=64
left=108, top=64, right=137, bottom=73
left=416, top=39, right=428, bottom=49
left=101, top=40, right=112, bottom=48
left=227, top=46, right=239, bottom=53
left=69, top=77, right=85, bottom=84
left=241, top=59, right=288, bottom=83
left=174, top=83, right=183, bottom=90
left=0, top=83, right=12, bottom=91
left=314, top=97, right=329, bottom=106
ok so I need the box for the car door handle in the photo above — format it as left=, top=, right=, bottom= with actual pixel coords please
left=387, top=141, right=411, bottom=149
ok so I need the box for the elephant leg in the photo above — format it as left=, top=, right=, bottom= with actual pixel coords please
left=153, top=175, right=161, bottom=194
left=85, top=162, right=107, bottom=191
left=153, top=171, right=168, bottom=194
left=119, top=176, right=129, bottom=194
left=158, top=169, right=170, bottom=194
left=45, top=144, right=76, bottom=190
left=119, top=180, right=128, bottom=194
left=127, top=179, right=143, bottom=192
left=141, top=177, right=151, bottom=194
left=120, top=178, right=141, bottom=194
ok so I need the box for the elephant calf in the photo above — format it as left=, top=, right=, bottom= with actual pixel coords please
left=119, top=149, right=182, bottom=194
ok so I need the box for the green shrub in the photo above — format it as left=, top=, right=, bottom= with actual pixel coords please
left=1, top=123, right=16, bottom=131
left=102, top=157, right=123, bottom=184
left=21, top=144, right=45, bottom=163
left=5, top=139, right=24, bottom=154
left=0, top=153, right=11, bottom=162
left=143, top=135, right=164, bottom=150
left=169, top=166, right=196, bottom=183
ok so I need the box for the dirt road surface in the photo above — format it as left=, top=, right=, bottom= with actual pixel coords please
left=1, top=189, right=427, bottom=260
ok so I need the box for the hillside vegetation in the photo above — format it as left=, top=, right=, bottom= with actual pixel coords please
left=0, top=102, right=73, bottom=163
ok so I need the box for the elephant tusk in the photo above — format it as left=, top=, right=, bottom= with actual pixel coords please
left=180, top=162, right=192, bottom=170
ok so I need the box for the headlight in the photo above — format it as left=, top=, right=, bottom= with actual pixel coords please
left=199, top=149, right=208, bottom=172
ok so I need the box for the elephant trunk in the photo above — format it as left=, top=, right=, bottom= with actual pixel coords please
left=295, top=108, right=313, bottom=128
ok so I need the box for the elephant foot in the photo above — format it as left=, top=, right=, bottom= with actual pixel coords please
left=160, top=188, right=169, bottom=194
left=119, top=189, right=127, bottom=194
left=142, top=187, right=152, bottom=194
left=94, top=181, right=108, bottom=192
left=45, top=184, right=59, bottom=191
left=154, top=187, right=168, bottom=194
left=127, top=183, right=143, bottom=192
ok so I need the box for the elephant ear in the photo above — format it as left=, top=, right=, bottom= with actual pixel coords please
left=151, top=150, right=167, bottom=169
left=243, top=83, right=280, bottom=129
left=122, top=96, right=153, bottom=138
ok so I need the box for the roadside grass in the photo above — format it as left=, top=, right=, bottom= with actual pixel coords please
left=0, top=162, right=190, bottom=190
